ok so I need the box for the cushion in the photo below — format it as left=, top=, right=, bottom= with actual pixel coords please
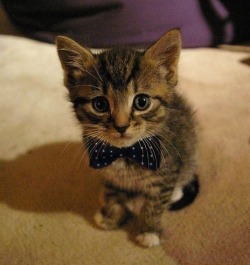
left=2, top=0, right=250, bottom=48
left=0, top=35, right=249, bottom=264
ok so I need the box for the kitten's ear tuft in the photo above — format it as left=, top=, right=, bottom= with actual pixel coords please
left=144, top=29, right=182, bottom=87
left=56, top=36, right=94, bottom=78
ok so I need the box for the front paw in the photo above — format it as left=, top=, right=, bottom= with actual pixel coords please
left=94, top=210, right=115, bottom=230
left=94, top=205, right=127, bottom=230
left=136, top=232, right=161, bottom=248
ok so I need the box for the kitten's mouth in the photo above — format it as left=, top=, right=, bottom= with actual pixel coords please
left=107, top=132, right=138, bottom=148
left=120, top=133, right=131, bottom=139
left=116, top=133, right=133, bottom=143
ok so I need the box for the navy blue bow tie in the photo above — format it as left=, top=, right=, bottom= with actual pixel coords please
left=85, top=137, right=161, bottom=170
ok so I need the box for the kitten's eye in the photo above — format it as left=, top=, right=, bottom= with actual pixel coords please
left=92, top=97, right=109, bottom=113
left=133, top=94, right=151, bottom=111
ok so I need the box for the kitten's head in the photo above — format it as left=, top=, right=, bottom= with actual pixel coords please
left=56, top=29, right=181, bottom=147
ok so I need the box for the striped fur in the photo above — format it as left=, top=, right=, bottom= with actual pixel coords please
left=57, top=29, right=198, bottom=247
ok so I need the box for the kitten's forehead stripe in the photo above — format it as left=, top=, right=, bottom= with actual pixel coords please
left=97, top=48, right=141, bottom=92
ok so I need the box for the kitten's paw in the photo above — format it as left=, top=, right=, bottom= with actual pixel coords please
left=94, top=205, right=127, bottom=230
left=136, top=232, right=161, bottom=248
left=94, top=211, right=111, bottom=230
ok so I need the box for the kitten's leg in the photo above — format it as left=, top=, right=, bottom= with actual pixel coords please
left=136, top=189, right=173, bottom=248
left=94, top=186, right=131, bottom=230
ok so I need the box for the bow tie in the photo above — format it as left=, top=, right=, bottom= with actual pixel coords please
left=85, top=137, right=161, bottom=170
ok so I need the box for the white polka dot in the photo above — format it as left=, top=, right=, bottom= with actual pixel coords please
left=104, top=163, right=107, bottom=165
left=97, top=164, right=100, bottom=167
left=95, top=150, right=98, bottom=152
left=133, top=155, right=136, bottom=158
left=120, top=154, right=123, bottom=156
left=141, top=162, right=144, bottom=165
left=110, top=150, right=113, bottom=153
left=132, top=147, right=135, bottom=150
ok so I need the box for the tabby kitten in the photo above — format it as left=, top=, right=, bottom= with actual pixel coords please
left=56, top=29, right=198, bottom=247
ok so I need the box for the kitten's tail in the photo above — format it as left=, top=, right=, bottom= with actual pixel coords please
left=168, top=175, right=199, bottom=211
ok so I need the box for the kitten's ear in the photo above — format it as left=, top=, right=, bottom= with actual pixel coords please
left=144, top=29, right=181, bottom=87
left=56, top=36, right=94, bottom=80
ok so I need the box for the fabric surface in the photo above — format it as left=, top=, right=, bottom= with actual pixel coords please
left=0, top=35, right=249, bottom=265
left=2, top=0, right=250, bottom=48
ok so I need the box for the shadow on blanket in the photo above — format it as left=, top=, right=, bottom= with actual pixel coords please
left=0, top=142, right=100, bottom=223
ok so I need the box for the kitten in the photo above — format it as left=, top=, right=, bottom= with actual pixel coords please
left=56, top=29, right=199, bottom=248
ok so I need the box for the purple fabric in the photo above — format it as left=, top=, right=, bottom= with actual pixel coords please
left=2, top=0, right=250, bottom=48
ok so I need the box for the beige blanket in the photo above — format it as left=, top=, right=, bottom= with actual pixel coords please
left=0, top=36, right=249, bottom=265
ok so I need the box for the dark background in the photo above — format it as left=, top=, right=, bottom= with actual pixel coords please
left=1, top=0, right=250, bottom=48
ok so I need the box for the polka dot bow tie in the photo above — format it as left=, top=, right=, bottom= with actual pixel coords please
left=86, top=137, right=161, bottom=170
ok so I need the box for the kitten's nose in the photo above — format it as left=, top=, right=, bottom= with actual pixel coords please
left=114, top=124, right=129, bottom=134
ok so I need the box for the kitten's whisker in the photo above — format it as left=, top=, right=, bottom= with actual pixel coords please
left=160, top=127, right=183, bottom=146
left=141, top=138, right=150, bottom=168
left=137, top=140, right=145, bottom=166
left=155, top=131, right=182, bottom=159
left=59, top=142, right=74, bottom=156
left=145, top=129, right=170, bottom=168
left=144, top=137, right=158, bottom=168
left=156, top=140, right=170, bottom=167
left=80, top=133, right=106, bottom=168
left=71, top=84, right=101, bottom=90
left=78, top=133, right=106, bottom=169
left=96, top=137, right=108, bottom=160
left=140, top=133, right=158, bottom=168
left=84, top=131, right=101, bottom=146
left=82, top=136, right=100, bottom=166
left=168, top=108, right=181, bottom=113
left=149, top=126, right=181, bottom=159
left=68, top=144, right=85, bottom=172
left=92, top=64, right=104, bottom=85
left=56, top=141, right=75, bottom=173
left=85, top=132, right=108, bottom=162
left=59, top=142, right=88, bottom=173
left=161, top=127, right=179, bottom=139
left=82, top=68, right=103, bottom=86
left=76, top=145, right=89, bottom=170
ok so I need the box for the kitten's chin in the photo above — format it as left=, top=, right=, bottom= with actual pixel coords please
left=106, top=134, right=139, bottom=148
